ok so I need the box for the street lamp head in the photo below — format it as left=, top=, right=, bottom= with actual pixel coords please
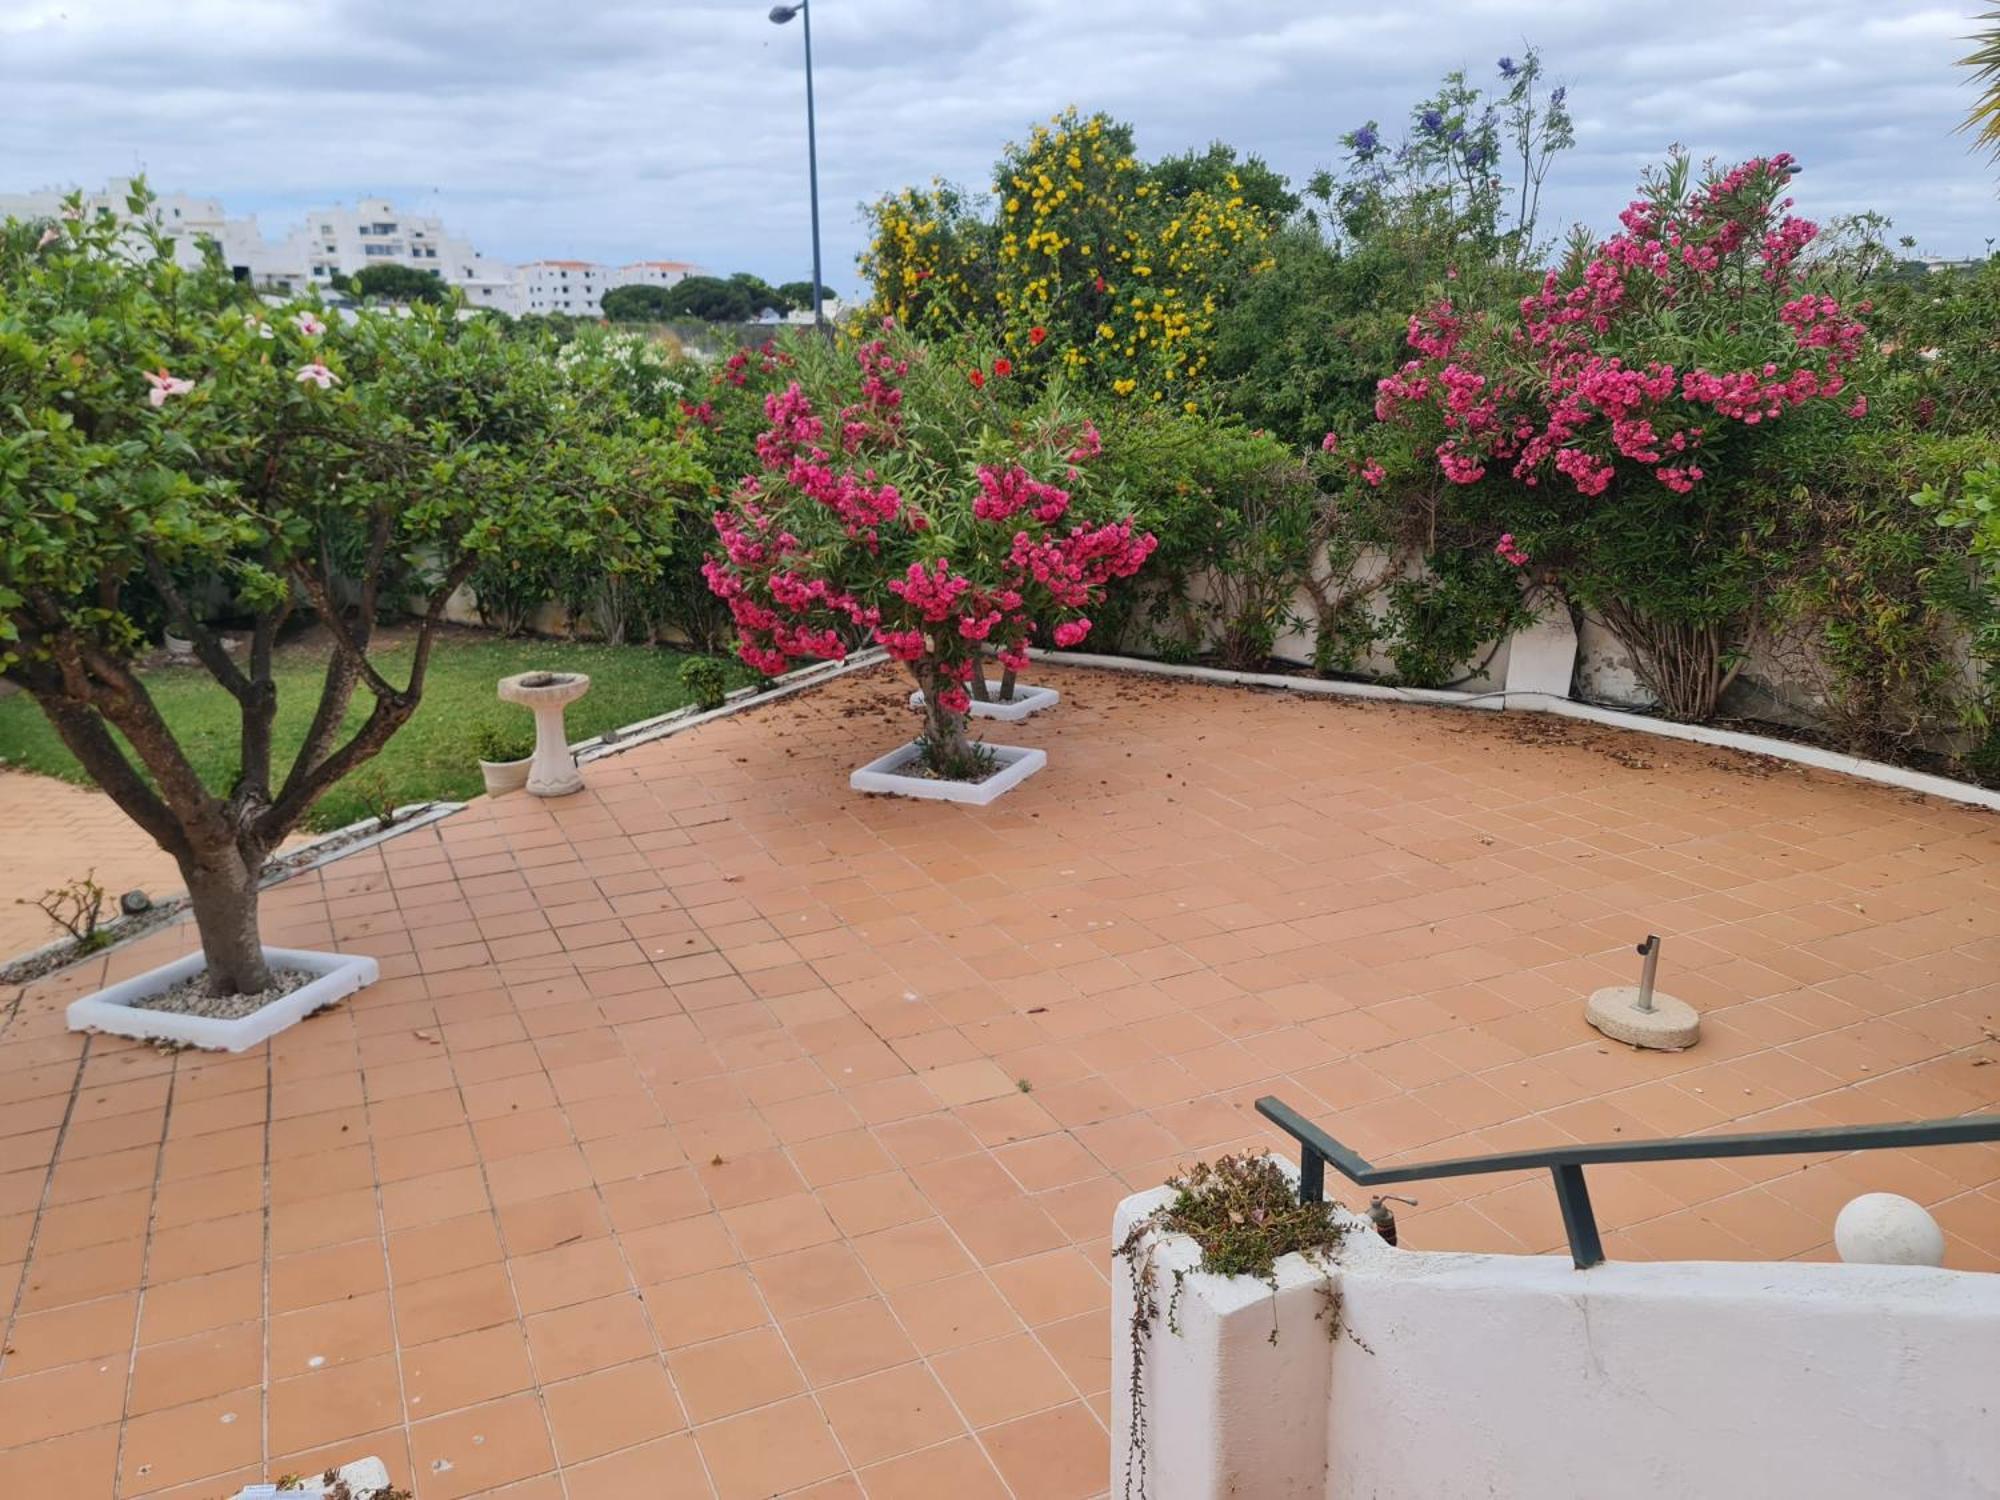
left=769, top=4, right=801, bottom=21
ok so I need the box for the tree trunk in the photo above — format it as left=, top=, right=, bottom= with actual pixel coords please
left=998, top=664, right=1018, bottom=702
left=913, top=664, right=973, bottom=770
left=181, top=846, right=273, bottom=995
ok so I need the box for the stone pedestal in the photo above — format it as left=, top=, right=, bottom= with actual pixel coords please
left=497, top=671, right=590, bottom=798
left=1586, top=984, right=1701, bottom=1050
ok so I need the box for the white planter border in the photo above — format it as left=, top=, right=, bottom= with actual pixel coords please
left=910, top=681, right=1061, bottom=721
left=851, top=740, right=1047, bottom=804
left=1036, top=648, right=2000, bottom=814
left=66, top=944, right=379, bottom=1052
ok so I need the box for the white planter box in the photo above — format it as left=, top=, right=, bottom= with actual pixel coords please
left=850, top=741, right=1046, bottom=805
left=909, top=681, right=1060, bottom=721
left=67, top=945, right=379, bottom=1052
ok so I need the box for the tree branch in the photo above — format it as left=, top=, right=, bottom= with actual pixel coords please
left=4, top=655, right=193, bottom=864
left=141, top=547, right=252, bottom=701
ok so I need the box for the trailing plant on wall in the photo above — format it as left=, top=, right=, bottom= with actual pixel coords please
left=701, top=321, right=1155, bottom=776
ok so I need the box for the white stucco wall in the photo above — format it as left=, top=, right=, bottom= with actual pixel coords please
left=1113, top=1178, right=2000, bottom=1500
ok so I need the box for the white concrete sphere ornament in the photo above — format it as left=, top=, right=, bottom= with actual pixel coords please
left=1834, top=1192, right=1946, bottom=1267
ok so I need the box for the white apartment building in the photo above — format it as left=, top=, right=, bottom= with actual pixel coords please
left=267, top=197, right=520, bottom=310
left=2, top=180, right=703, bottom=318
left=0, top=179, right=271, bottom=279
left=517, top=260, right=613, bottom=316
left=615, top=259, right=700, bottom=290
left=518, top=259, right=706, bottom=317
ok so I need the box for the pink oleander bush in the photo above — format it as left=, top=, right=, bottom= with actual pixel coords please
left=702, top=322, right=1156, bottom=776
left=1370, top=149, right=1874, bottom=718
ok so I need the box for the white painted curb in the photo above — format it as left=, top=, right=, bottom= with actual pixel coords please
left=576, top=649, right=890, bottom=765
left=850, top=741, right=1047, bottom=804
left=911, top=681, right=1061, bottom=721
left=66, top=945, right=379, bottom=1052
left=1036, top=650, right=2000, bottom=813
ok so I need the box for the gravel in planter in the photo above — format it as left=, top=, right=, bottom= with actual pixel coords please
left=130, top=967, right=314, bottom=1021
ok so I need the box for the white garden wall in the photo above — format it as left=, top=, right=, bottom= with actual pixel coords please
left=1114, top=1180, right=2000, bottom=1500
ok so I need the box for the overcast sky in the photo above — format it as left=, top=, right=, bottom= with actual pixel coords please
left=4, top=1, right=1997, bottom=291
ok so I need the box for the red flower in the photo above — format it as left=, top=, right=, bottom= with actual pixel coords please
left=968, top=368, right=986, bottom=389
left=1028, top=326, right=1047, bottom=346
left=993, top=358, right=1013, bottom=377
left=1093, top=275, right=1107, bottom=294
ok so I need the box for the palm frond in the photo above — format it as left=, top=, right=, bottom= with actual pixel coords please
left=1958, top=9, right=2000, bottom=157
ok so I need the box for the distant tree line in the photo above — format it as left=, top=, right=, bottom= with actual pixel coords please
left=602, top=272, right=836, bottom=323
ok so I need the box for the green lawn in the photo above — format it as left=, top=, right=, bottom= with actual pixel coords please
left=0, top=629, right=741, bottom=831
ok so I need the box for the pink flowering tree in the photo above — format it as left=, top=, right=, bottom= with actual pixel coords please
left=703, top=325, right=1156, bottom=776
left=1373, top=150, right=1872, bottom=718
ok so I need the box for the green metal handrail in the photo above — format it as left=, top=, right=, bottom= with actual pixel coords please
left=1255, top=1095, right=2000, bottom=1269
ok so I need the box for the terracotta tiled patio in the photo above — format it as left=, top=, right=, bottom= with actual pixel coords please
left=2, top=661, right=1997, bottom=1498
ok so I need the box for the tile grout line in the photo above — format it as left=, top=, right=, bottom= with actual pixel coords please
left=259, top=1029, right=275, bottom=1480
left=350, top=1009, right=428, bottom=1496
left=666, top=817, right=1102, bottom=1497
left=0, top=1034, right=95, bottom=1378
left=110, top=1048, right=179, bottom=1500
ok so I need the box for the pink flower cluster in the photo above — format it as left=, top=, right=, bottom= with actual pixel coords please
left=1377, top=153, right=1869, bottom=500
left=701, top=331, right=1157, bottom=718
left=973, top=465, right=1071, bottom=525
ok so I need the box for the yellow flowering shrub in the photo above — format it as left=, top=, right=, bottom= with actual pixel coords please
left=861, top=108, right=1277, bottom=403
left=856, top=180, right=995, bottom=336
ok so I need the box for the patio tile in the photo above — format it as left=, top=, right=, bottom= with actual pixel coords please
left=694, top=1395, right=847, bottom=1500
left=408, top=1393, right=556, bottom=1500
left=981, top=1400, right=1110, bottom=1500
left=932, top=1330, right=1076, bottom=1426
left=3, top=662, right=1998, bottom=1496
left=543, top=1356, right=685, bottom=1463
left=813, top=1361, right=964, bottom=1466
left=781, top=1296, right=918, bottom=1385
left=667, top=1326, right=804, bottom=1422
left=400, top=1322, right=536, bottom=1418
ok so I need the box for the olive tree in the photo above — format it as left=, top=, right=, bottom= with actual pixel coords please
left=0, top=189, right=700, bottom=993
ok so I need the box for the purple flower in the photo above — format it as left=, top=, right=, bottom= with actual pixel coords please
left=1350, top=124, right=1379, bottom=158
left=1550, top=85, right=1567, bottom=108
left=1420, top=109, right=1445, bottom=135
left=1498, top=56, right=1519, bottom=78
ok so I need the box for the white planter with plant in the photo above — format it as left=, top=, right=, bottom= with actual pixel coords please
left=67, top=945, right=379, bottom=1052
left=473, top=721, right=534, bottom=795
left=1113, top=1154, right=1362, bottom=1500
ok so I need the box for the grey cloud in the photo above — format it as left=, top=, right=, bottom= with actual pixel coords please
left=3, top=0, right=1995, bottom=290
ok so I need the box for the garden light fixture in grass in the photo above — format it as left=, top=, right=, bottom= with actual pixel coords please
left=0, top=185, right=703, bottom=996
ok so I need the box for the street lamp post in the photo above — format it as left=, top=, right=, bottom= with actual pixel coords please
left=768, top=2, right=825, bottom=332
